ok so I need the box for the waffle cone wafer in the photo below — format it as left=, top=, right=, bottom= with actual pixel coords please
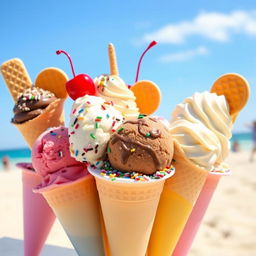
left=108, top=43, right=119, bottom=76
left=210, top=73, right=250, bottom=119
left=1, top=58, right=32, bottom=101
left=38, top=174, right=104, bottom=256
left=148, top=140, right=208, bottom=256
left=14, top=98, right=65, bottom=148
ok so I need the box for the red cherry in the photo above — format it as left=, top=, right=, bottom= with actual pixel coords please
left=66, top=74, right=96, bottom=100
left=56, top=50, right=96, bottom=100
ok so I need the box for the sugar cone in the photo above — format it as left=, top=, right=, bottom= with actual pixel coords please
left=38, top=174, right=104, bottom=256
left=1, top=59, right=68, bottom=149
left=17, top=163, right=56, bottom=256
left=90, top=167, right=167, bottom=256
left=14, top=98, right=65, bottom=148
left=148, top=141, right=208, bottom=256
left=173, top=172, right=221, bottom=256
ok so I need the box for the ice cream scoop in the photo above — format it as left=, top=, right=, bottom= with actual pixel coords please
left=12, top=87, right=57, bottom=124
left=107, top=115, right=174, bottom=175
left=32, top=127, right=104, bottom=256
left=69, top=95, right=123, bottom=166
left=94, top=74, right=139, bottom=118
left=88, top=115, right=175, bottom=256
left=1, top=58, right=68, bottom=148
left=32, top=127, right=80, bottom=177
left=170, top=91, right=232, bottom=171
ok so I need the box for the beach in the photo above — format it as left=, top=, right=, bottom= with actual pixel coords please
left=0, top=150, right=256, bottom=255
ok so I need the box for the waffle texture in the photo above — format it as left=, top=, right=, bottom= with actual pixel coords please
left=166, top=140, right=208, bottom=204
left=211, top=73, right=250, bottom=117
left=1, top=58, right=32, bottom=101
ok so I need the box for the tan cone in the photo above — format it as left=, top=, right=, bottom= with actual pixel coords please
left=148, top=140, right=208, bottom=256
left=40, top=174, right=104, bottom=256
left=1, top=58, right=68, bottom=148
left=93, top=174, right=165, bottom=256
left=13, top=98, right=65, bottom=148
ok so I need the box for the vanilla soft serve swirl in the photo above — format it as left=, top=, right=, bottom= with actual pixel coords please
left=170, top=92, right=232, bottom=171
left=94, top=75, right=139, bottom=118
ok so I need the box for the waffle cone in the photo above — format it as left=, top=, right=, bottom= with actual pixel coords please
left=148, top=140, right=208, bottom=256
left=94, top=175, right=165, bottom=256
left=40, top=174, right=104, bottom=256
left=173, top=173, right=221, bottom=256
left=13, top=98, right=65, bottom=148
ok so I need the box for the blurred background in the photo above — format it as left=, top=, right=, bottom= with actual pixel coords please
left=0, top=1, right=255, bottom=255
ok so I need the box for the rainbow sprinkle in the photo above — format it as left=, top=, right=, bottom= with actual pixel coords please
left=117, top=127, right=124, bottom=133
left=138, top=114, right=146, bottom=119
left=95, top=161, right=175, bottom=182
left=90, top=133, right=96, bottom=139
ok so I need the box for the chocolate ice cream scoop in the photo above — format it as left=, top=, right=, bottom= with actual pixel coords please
left=107, top=115, right=174, bottom=174
left=12, top=87, right=56, bottom=124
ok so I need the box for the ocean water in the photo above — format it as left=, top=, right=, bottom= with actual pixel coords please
left=231, top=132, right=252, bottom=150
left=0, top=148, right=31, bottom=171
left=0, top=132, right=253, bottom=171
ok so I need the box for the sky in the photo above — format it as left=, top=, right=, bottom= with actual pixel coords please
left=0, top=0, right=255, bottom=149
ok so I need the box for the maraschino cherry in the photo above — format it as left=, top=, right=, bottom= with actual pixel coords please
left=56, top=50, right=96, bottom=100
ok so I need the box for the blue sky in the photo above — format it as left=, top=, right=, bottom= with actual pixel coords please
left=0, top=0, right=255, bottom=149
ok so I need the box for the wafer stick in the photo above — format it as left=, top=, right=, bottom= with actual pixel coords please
left=108, top=43, right=119, bottom=76
left=1, top=58, right=32, bottom=101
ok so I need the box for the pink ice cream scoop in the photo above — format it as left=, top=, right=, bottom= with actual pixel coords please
left=32, top=127, right=88, bottom=191
left=32, top=127, right=81, bottom=177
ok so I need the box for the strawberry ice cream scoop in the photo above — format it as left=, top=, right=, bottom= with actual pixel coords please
left=32, top=127, right=81, bottom=177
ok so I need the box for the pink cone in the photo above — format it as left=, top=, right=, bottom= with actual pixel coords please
left=173, top=172, right=222, bottom=256
left=17, top=163, right=56, bottom=256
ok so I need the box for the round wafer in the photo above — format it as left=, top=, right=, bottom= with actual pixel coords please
left=210, top=73, right=250, bottom=117
left=35, top=68, right=68, bottom=99
left=131, top=80, right=161, bottom=115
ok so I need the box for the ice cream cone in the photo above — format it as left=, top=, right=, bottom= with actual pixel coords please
left=17, top=163, right=56, bottom=256
left=14, top=98, right=65, bottom=148
left=0, top=58, right=68, bottom=148
left=99, top=208, right=112, bottom=256
left=38, top=174, right=104, bottom=256
left=147, top=141, right=208, bottom=256
left=89, top=166, right=170, bottom=256
left=173, top=169, right=230, bottom=256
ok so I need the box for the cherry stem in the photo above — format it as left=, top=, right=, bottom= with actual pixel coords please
left=56, top=50, right=76, bottom=78
left=135, top=41, right=157, bottom=83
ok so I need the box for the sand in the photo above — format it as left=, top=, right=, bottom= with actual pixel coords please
left=0, top=151, right=256, bottom=256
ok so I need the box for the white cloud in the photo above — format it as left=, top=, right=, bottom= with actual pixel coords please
left=159, top=46, right=208, bottom=63
left=143, top=10, right=256, bottom=44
